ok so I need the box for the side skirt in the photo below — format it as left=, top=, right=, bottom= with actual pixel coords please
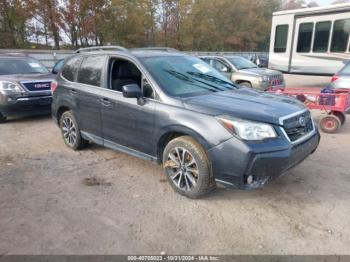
left=81, top=131, right=158, bottom=163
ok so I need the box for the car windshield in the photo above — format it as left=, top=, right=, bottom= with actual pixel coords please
left=0, top=57, right=49, bottom=75
left=140, top=56, right=237, bottom=97
left=226, top=56, right=258, bottom=70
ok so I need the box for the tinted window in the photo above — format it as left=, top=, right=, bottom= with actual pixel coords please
left=77, top=56, right=105, bottom=87
left=313, top=21, right=331, bottom=52
left=140, top=56, right=236, bottom=97
left=331, top=19, right=350, bottom=52
left=0, top=57, right=49, bottom=75
left=297, top=23, right=313, bottom=53
left=62, top=57, right=82, bottom=81
left=274, top=25, right=289, bottom=53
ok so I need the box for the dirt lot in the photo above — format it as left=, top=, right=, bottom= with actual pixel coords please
left=1, top=75, right=350, bottom=255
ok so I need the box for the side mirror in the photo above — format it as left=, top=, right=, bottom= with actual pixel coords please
left=122, top=84, right=142, bottom=98
left=52, top=68, right=58, bottom=74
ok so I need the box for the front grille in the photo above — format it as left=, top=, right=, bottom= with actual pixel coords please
left=269, top=75, right=283, bottom=86
left=282, top=111, right=314, bottom=142
left=21, top=81, right=51, bottom=92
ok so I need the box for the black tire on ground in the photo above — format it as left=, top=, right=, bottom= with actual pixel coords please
left=0, top=112, right=6, bottom=123
left=319, top=115, right=341, bottom=133
left=238, top=82, right=252, bottom=88
left=162, top=136, right=215, bottom=199
left=332, top=111, right=346, bottom=125
left=59, top=110, right=88, bottom=150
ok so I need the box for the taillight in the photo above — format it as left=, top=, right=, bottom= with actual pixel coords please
left=331, top=75, right=339, bottom=82
left=50, top=80, right=58, bottom=93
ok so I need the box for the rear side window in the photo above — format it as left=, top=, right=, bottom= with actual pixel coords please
left=297, top=23, right=313, bottom=53
left=274, top=25, right=289, bottom=53
left=313, top=21, right=331, bottom=52
left=62, top=57, right=82, bottom=81
left=77, top=56, right=105, bottom=87
left=331, top=19, right=350, bottom=52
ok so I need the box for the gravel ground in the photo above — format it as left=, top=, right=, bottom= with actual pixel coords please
left=0, top=75, right=350, bottom=255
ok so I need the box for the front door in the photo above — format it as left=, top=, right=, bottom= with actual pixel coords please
left=100, top=57, right=156, bottom=158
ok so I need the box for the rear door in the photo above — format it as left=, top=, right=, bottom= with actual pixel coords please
left=74, top=55, right=106, bottom=143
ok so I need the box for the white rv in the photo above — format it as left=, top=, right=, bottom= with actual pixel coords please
left=269, top=4, right=350, bottom=75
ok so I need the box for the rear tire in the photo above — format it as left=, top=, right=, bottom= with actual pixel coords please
left=319, top=115, right=341, bottom=133
left=162, top=136, right=215, bottom=199
left=332, top=111, right=346, bottom=125
left=59, top=111, right=88, bottom=150
left=0, top=113, right=6, bottom=123
left=239, top=82, right=252, bottom=88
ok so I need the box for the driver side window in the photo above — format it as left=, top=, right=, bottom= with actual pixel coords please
left=211, top=59, right=231, bottom=73
left=108, top=58, right=154, bottom=99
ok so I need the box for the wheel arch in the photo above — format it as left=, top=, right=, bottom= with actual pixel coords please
left=156, top=125, right=211, bottom=164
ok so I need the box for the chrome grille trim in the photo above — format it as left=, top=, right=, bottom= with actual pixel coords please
left=279, top=109, right=316, bottom=145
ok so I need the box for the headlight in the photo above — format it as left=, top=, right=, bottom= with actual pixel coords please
left=259, top=76, right=269, bottom=82
left=217, top=116, right=277, bottom=140
left=0, top=81, right=22, bottom=93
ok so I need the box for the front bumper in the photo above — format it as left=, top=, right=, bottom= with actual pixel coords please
left=0, top=94, right=52, bottom=117
left=208, top=129, right=320, bottom=190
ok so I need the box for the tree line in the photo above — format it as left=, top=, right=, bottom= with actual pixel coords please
left=0, top=0, right=346, bottom=51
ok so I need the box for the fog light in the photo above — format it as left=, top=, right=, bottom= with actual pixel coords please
left=246, top=175, right=254, bottom=185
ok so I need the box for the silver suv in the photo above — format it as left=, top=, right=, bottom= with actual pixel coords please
left=200, top=55, right=285, bottom=91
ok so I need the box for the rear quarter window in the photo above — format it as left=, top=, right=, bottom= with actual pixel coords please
left=62, top=57, right=83, bottom=81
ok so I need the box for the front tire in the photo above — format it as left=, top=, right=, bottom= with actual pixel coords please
left=162, top=136, right=215, bottom=198
left=238, top=81, right=252, bottom=88
left=59, top=111, right=88, bottom=150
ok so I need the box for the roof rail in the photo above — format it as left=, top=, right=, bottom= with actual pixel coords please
left=131, top=47, right=179, bottom=52
left=74, top=46, right=128, bottom=54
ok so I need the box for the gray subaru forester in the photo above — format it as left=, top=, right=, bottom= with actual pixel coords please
left=52, top=46, right=319, bottom=198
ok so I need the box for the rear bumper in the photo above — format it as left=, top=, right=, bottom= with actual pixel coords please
left=208, top=130, right=320, bottom=189
left=0, top=95, right=52, bottom=117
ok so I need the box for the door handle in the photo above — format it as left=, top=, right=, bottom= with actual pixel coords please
left=70, top=88, right=78, bottom=94
left=101, top=97, right=111, bottom=106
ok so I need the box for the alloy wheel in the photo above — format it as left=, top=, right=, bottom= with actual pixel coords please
left=62, top=116, right=77, bottom=146
left=166, top=147, right=199, bottom=191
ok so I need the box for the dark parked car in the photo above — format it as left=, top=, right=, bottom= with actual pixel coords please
left=52, top=46, right=320, bottom=198
left=0, top=54, right=54, bottom=122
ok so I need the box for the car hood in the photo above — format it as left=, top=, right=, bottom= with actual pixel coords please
left=183, top=88, right=305, bottom=125
left=0, top=73, right=55, bottom=83
left=238, top=67, right=282, bottom=76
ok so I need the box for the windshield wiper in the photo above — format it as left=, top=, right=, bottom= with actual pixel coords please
left=187, top=71, right=236, bottom=89
left=163, top=69, right=221, bottom=92
left=164, top=69, right=194, bottom=82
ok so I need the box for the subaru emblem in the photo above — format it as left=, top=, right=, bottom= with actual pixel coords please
left=299, top=116, right=306, bottom=127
